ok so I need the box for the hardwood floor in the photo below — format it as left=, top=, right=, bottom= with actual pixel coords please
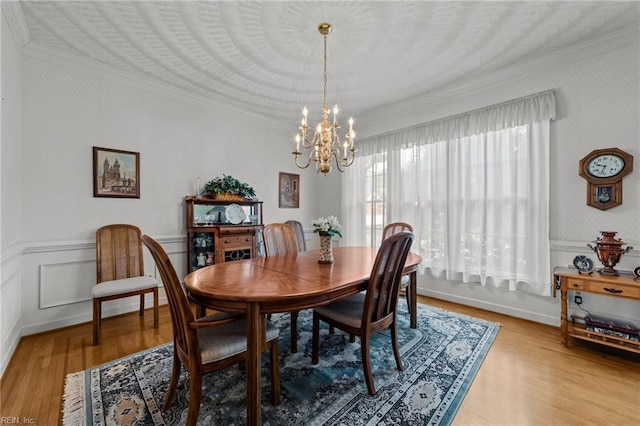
left=1, top=296, right=639, bottom=425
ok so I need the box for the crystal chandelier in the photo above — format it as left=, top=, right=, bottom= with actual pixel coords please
left=292, top=23, right=356, bottom=175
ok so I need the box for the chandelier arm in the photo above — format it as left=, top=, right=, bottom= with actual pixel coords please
left=300, top=139, right=315, bottom=150
left=341, top=152, right=356, bottom=168
left=293, top=151, right=314, bottom=170
left=332, top=145, right=357, bottom=170
left=331, top=150, right=347, bottom=173
left=301, top=132, right=318, bottom=149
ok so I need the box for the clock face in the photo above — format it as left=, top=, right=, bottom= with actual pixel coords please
left=587, top=154, right=625, bottom=178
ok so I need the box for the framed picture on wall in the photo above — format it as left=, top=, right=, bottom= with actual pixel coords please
left=93, top=147, right=140, bottom=198
left=279, top=172, right=299, bottom=208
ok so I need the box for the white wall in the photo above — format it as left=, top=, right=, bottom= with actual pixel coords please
left=1, top=4, right=24, bottom=377
left=0, top=5, right=329, bottom=374
left=0, top=34, right=326, bottom=379
left=357, top=27, right=640, bottom=327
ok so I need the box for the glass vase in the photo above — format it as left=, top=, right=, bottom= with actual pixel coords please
left=318, top=233, right=334, bottom=264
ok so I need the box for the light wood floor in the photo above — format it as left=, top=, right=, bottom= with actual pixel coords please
left=1, top=296, right=639, bottom=425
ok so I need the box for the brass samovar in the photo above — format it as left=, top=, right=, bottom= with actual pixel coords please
left=587, top=231, right=633, bottom=276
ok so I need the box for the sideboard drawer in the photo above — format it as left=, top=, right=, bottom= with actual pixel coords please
left=566, top=279, right=586, bottom=290
left=220, top=235, right=254, bottom=248
left=587, top=282, right=639, bottom=299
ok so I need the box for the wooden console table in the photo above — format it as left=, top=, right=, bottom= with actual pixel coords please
left=553, top=267, right=640, bottom=354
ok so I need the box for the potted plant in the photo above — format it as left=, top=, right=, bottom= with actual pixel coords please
left=204, top=175, right=256, bottom=200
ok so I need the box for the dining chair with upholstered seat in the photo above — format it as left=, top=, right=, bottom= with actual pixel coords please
left=141, top=234, right=280, bottom=425
left=285, top=219, right=307, bottom=251
left=312, top=231, right=414, bottom=396
left=382, top=222, right=417, bottom=328
left=93, top=224, right=159, bottom=345
left=262, top=222, right=302, bottom=353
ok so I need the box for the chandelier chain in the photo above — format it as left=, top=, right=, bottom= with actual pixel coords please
left=323, top=33, right=328, bottom=111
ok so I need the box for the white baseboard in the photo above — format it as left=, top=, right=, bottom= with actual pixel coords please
left=419, top=288, right=559, bottom=327
left=0, top=316, right=21, bottom=378
left=19, top=294, right=169, bottom=337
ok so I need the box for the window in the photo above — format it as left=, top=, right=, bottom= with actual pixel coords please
left=342, top=91, right=556, bottom=296
left=364, top=153, right=386, bottom=247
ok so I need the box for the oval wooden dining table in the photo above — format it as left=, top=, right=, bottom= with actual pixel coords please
left=184, top=246, right=422, bottom=426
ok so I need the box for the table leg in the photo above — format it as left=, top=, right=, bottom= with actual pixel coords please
left=409, top=271, right=417, bottom=329
left=247, top=302, right=262, bottom=426
left=560, top=281, right=568, bottom=346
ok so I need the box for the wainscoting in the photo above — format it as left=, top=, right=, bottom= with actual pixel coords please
left=2, top=235, right=638, bottom=378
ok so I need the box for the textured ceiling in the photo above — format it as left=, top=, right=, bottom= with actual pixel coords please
left=18, top=1, right=640, bottom=126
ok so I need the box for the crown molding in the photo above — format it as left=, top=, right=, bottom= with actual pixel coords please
left=358, top=24, right=640, bottom=134
left=22, top=42, right=290, bottom=133
left=1, top=1, right=30, bottom=48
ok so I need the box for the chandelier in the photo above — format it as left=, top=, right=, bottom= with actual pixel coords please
left=292, top=23, right=356, bottom=175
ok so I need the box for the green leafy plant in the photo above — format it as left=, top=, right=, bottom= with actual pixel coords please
left=204, top=175, right=256, bottom=198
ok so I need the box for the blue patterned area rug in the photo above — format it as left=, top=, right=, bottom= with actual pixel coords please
left=62, top=302, right=499, bottom=425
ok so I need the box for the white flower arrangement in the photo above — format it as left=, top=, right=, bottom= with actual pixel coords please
left=311, top=216, right=343, bottom=238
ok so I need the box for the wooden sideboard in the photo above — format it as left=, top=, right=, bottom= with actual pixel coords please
left=553, top=267, right=640, bottom=354
left=185, top=196, right=264, bottom=274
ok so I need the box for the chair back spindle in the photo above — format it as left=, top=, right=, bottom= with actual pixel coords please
left=382, top=222, right=413, bottom=244
left=96, top=224, right=145, bottom=283
left=263, top=223, right=299, bottom=256
left=365, top=231, right=414, bottom=325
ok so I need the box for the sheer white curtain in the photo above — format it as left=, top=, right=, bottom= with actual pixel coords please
left=342, top=91, right=556, bottom=296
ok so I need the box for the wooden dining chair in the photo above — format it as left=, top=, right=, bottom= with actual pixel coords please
left=312, top=231, right=414, bottom=396
left=93, top=224, right=159, bottom=345
left=382, top=222, right=417, bottom=327
left=285, top=219, right=307, bottom=251
left=262, top=223, right=302, bottom=353
left=141, top=234, right=280, bottom=425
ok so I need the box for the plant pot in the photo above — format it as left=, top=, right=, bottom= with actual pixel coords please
left=210, top=192, right=246, bottom=202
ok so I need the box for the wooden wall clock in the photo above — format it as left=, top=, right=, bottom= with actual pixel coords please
left=579, top=147, right=633, bottom=210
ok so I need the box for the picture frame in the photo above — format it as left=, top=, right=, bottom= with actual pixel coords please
left=279, top=172, right=299, bottom=208
left=93, top=147, right=140, bottom=198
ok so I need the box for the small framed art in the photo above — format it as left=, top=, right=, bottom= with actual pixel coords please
left=279, top=172, right=299, bottom=208
left=93, top=147, right=140, bottom=198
